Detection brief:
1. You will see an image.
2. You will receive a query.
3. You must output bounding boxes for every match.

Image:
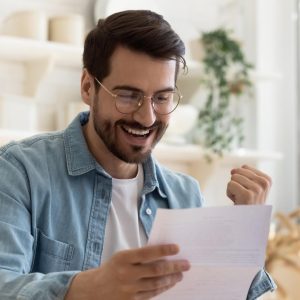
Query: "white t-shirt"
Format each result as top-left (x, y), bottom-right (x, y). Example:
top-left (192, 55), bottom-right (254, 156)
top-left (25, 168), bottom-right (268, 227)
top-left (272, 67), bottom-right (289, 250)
top-left (101, 164), bottom-right (148, 263)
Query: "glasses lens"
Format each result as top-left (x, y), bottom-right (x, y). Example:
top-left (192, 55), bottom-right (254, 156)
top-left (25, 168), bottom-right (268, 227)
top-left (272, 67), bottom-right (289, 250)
top-left (115, 90), bottom-right (182, 114)
top-left (115, 90), bottom-right (142, 113)
top-left (153, 91), bottom-right (181, 114)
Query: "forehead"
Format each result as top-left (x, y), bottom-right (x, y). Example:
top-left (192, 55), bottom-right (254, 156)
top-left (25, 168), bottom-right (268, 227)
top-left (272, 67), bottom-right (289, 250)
top-left (104, 46), bottom-right (177, 89)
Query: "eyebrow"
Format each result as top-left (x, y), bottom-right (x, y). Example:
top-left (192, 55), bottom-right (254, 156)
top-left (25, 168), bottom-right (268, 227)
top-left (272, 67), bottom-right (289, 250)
top-left (112, 85), bottom-right (175, 93)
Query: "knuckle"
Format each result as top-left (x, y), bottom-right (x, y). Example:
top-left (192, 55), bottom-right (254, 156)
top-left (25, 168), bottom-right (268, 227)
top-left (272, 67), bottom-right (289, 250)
top-left (164, 274), bottom-right (176, 285)
top-left (252, 185), bottom-right (262, 195)
top-left (231, 174), bottom-right (239, 181)
top-left (173, 263), bottom-right (182, 273)
top-left (152, 262), bottom-right (165, 275)
top-left (259, 172), bottom-right (272, 185)
top-left (150, 274), bottom-right (177, 290)
top-left (152, 263), bottom-right (163, 275)
top-left (151, 277), bottom-right (164, 289)
top-left (259, 177), bottom-right (271, 190)
top-left (160, 244), bottom-right (178, 257)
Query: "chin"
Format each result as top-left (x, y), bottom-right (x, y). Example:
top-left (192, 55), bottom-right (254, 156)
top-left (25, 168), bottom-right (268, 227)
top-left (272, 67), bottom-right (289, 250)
top-left (112, 142), bottom-right (151, 164)
top-left (119, 146), bottom-right (151, 164)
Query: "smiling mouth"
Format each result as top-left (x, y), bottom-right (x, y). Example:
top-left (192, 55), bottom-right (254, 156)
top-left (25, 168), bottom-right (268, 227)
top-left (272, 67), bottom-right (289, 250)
top-left (122, 125), bottom-right (152, 138)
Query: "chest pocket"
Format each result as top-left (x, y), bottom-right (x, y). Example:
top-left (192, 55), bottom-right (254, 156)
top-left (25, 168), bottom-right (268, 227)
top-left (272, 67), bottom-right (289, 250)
top-left (31, 229), bottom-right (74, 273)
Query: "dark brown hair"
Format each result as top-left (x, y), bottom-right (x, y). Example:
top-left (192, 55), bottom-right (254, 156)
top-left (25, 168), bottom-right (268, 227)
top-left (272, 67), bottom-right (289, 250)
top-left (83, 10), bottom-right (186, 87)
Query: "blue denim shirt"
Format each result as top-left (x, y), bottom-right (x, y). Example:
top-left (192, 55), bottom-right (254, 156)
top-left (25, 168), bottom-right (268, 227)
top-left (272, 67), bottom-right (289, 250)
top-left (0, 112), bottom-right (275, 299)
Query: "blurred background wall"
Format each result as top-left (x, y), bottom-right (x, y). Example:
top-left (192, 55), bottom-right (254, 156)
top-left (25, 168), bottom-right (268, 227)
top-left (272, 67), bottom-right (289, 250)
top-left (0, 0), bottom-right (298, 214)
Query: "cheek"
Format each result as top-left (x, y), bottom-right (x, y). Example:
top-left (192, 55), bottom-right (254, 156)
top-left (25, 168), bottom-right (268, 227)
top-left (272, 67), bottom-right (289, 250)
top-left (160, 115), bottom-right (170, 127)
top-left (92, 95), bottom-right (116, 119)
top-left (156, 115), bottom-right (170, 139)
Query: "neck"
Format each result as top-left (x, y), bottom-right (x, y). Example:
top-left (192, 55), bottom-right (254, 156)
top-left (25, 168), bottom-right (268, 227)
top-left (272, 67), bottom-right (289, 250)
top-left (82, 122), bottom-right (138, 179)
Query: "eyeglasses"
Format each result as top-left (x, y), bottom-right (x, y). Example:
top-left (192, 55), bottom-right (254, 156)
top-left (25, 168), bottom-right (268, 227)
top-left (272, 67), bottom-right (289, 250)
top-left (94, 77), bottom-right (182, 115)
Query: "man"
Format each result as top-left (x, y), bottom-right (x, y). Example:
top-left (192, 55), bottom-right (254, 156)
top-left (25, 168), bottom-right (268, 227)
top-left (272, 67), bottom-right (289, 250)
top-left (0, 10), bottom-right (275, 300)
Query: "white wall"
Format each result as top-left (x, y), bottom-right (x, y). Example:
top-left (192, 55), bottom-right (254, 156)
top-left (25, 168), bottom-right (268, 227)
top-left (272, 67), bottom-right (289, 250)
top-left (255, 0), bottom-right (298, 212)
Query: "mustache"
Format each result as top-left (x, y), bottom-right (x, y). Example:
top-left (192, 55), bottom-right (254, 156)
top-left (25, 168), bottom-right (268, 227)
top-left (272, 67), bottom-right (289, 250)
top-left (115, 120), bottom-right (164, 131)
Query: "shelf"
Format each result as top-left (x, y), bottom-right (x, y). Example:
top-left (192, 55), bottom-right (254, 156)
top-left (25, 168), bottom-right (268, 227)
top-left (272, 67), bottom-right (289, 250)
top-left (153, 143), bottom-right (282, 187)
top-left (154, 143), bottom-right (283, 164)
top-left (0, 35), bottom-right (83, 96)
top-left (0, 35), bottom-right (83, 68)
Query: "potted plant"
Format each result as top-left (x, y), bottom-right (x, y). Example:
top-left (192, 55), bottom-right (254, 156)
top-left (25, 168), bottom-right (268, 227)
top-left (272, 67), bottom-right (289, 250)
top-left (191, 28), bottom-right (253, 158)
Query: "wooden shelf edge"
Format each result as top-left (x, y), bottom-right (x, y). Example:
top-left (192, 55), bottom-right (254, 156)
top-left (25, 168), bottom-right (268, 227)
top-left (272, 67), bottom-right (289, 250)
top-left (153, 143), bottom-right (283, 164)
top-left (0, 35), bottom-right (83, 68)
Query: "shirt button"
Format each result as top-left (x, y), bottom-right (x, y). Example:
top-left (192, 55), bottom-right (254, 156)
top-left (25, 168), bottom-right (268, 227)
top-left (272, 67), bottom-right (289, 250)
top-left (146, 208), bottom-right (152, 215)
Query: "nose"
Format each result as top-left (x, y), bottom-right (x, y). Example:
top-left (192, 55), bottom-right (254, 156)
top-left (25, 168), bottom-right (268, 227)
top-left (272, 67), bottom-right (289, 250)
top-left (132, 96), bottom-right (156, 127)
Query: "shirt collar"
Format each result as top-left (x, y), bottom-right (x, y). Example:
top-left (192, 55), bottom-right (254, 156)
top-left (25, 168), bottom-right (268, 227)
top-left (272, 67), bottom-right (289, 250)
top-left (142, 156), bottom-right (167, 198)
top-left (64, 112), bottom-right (96, 176)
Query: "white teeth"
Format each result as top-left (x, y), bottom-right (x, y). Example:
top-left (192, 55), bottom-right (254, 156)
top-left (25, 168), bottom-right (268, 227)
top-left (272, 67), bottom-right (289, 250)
top-left (123, 126), bottom-right (150, 136)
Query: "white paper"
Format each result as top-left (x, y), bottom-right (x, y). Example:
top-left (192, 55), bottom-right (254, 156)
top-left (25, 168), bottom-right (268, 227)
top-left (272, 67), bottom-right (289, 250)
top-left (148, 205), bottom-right (272, 300)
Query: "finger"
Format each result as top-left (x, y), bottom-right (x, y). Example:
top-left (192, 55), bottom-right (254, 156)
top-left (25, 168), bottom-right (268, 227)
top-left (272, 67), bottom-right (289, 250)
top-left (138, 272), bottom-right (183, 291)
top-left (134, 259), bottom-right (190, 279)
top-left (231, 170), bottom-right (271, 195)
top-left (242, 165), bottom-right (272, 181)
top-left (227, 181), bottom-right (252, 204)
top-left (232, 165), bottom-right (272, 187)
top-left (135, 281), bottom-right (178, 300)
top-left (231, 173), bottom-right (256, 190)
top-left (114, 244), bottom-right (180, 264)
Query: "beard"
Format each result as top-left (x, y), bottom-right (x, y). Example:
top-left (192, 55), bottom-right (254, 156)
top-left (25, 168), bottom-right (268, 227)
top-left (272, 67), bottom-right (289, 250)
top-left (92, 100), bottom-right (168, 164)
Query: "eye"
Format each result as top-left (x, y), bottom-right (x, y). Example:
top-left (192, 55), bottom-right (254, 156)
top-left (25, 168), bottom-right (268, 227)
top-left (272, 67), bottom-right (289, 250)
top-left (117, 90), bottom-right (141, 102)
top-left (154, 92), bottom-right (172, 103)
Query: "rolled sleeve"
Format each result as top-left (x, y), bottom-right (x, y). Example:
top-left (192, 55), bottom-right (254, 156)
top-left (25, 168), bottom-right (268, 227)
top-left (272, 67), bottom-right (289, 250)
top-left (247, 269), bottom-right (277, 300)
top-left (0, 269), bottom-right (78, 300)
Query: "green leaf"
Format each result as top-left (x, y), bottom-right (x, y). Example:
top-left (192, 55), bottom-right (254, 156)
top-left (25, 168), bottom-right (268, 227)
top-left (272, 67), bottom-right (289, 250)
top-left (193, 27), bottom-right (253, 157)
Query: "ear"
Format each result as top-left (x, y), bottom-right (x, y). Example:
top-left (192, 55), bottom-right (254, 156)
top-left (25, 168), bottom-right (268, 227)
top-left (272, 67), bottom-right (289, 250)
top-left (81, 68), bottom-right (94, 105)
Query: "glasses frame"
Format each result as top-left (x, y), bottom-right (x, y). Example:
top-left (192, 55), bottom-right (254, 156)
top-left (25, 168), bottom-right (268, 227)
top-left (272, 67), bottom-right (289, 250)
top-left (94, 76), bottom-right (182, 115)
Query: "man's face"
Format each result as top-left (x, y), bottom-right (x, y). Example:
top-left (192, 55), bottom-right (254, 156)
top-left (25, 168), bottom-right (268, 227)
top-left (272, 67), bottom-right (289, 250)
top-left (89, 46), bottom-right (176, 164)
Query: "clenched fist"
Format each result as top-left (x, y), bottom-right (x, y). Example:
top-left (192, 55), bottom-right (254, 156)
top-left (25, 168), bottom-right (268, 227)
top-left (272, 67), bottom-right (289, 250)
top-left (226, 165), bottom-right (272, 205)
